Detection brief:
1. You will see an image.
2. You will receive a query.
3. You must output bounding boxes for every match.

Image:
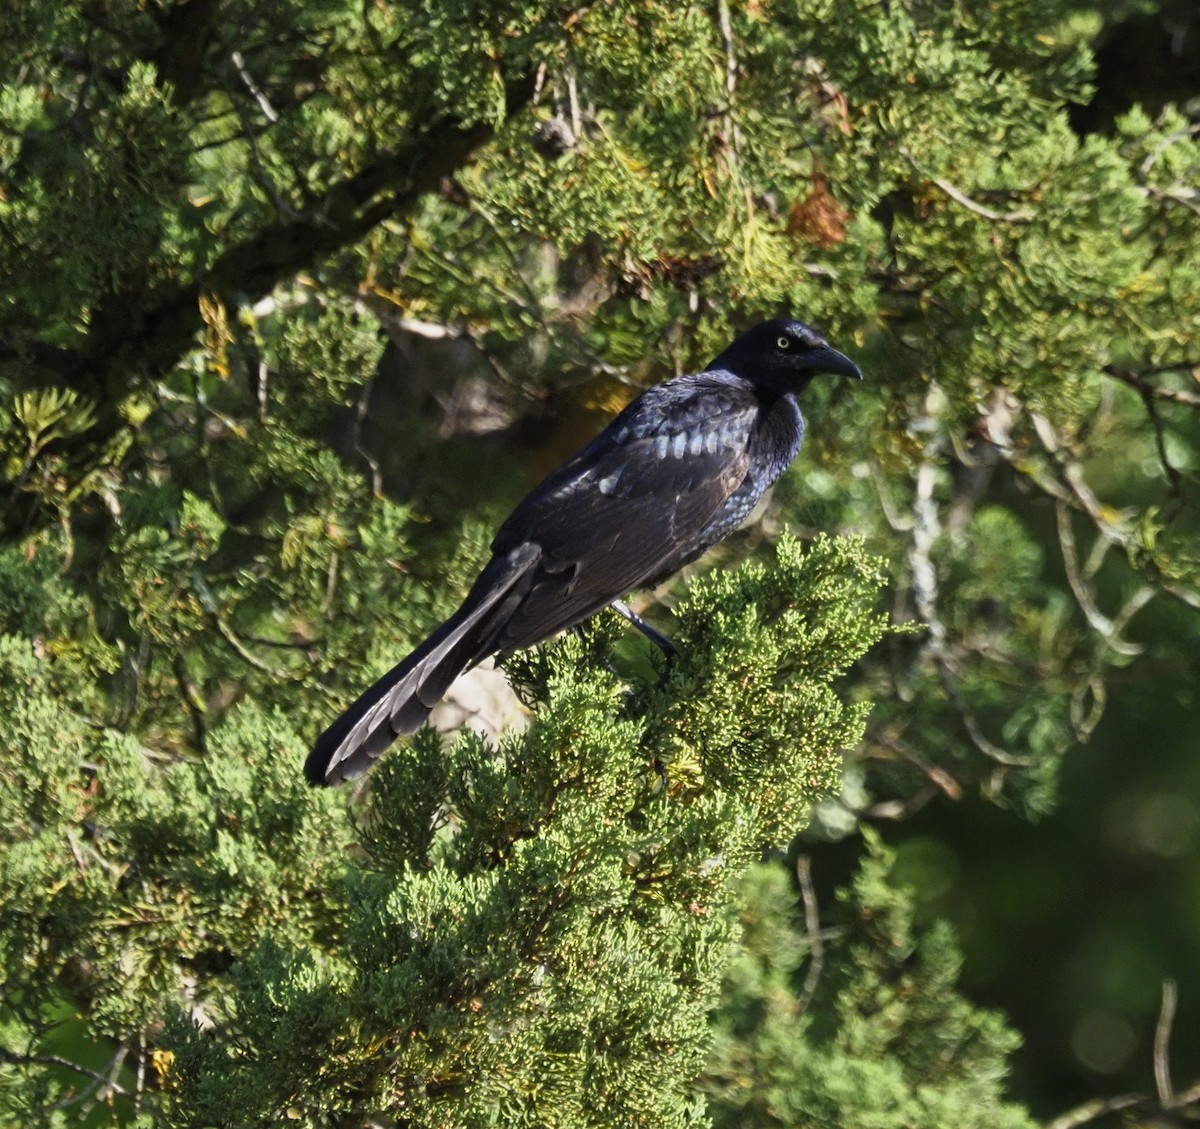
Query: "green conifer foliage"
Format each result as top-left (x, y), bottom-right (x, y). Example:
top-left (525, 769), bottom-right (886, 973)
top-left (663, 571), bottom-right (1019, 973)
top-left (2, 0), bottom-right (1198, 1123)
top-left (703, 836), bottom-right (1037, 1129)
top-left (158, 537), bottom-right (885, 1125)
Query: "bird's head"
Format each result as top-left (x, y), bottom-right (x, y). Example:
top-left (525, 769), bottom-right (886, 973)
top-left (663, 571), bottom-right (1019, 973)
top-left (710, 318), bottom-right (862, 393)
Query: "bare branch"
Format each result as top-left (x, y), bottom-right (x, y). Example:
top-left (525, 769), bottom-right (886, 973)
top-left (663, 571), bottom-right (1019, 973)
top-left (901, 385), bottom-right (1029, 768)
top-left (1044, 985), bottom-right (1200, 1127)
top-left (868, 733), bottom-right (963, 801)
top-left (716, 0), bottom-right (738, 100)
top-left (1043, 1092), bottom-right (1142, 1129)
top-left (1018, 412), bottom-right (1200, 612)
top-left (863, 783), bottom-right (940, 821)
top-left (1104, 363), bottom-right (1200, 409)
top-left (174, 653), bottom-right (208, 753)
top-left (908, 388), bottom-right (946, 652)
top-left (256, 358), bottom-right (270, 424)
top-left (794, 855), bottom-right (825, 1017)
top-left (871, 460), bottom-right (915, 532)
top-left (66, 829), bottom-right (87, 874)
top-left (1154, 979), bottom-right (1177, 1105)
top-left (0, 1046), bottom-right (132, 1106)
top-left (190, 573), bottom-right (290, 679)
top-left (900, 148), bottom-right (1035, 223)
top-left (1142, 182), bottom-right (1200, 218)
top-left (1167, 1078), bottom-right (1200, 1110)
top-left (230, 49), bottom-right (279, 122)
top-left (1056, 502), bottom-right (1145, 657)
top-left (1104, 366), bottom-right (1192, 495)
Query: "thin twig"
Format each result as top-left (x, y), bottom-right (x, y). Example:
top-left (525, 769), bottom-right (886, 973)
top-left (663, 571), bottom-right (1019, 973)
top-left (1115, 368), bottom-right (1187, 494)
top-left (794, 855), bottom-right (825, 1016)
top-left (870, 460), bottom-right (915, 532)
top-left (1110, 586), bottom-right (1156, 642)
top-left (190, 573), bottom-right (289, 678)
top-left (66, 830), bottom-right (87, 874)
top-left (715, 0), bottom-right (742, 164)
top-left (1154, 979), bottom-right (1177, 1105)
top-left (347, 345), bottom-right (382, 496)
top-left (717, 0), bottom-right (738, 99)
top-left (869, 734), bottom-right (963, 800)
top-left (908, 388), bottom-right (945, 652)
top-left (1014, 413), bottom-right (1200, 613)
top-left (323, 549), bottom-right (340, 615)
top-left (1167, 1078), bottom-right (1200, 1110)
top-left (1056, 502), bottom-right (1144, 656)
top-left (134, 1033), bottom-right (146, 1112)
top-left (936, 656), bottom-right (1032, 767)
top-left (9, 1042), bottom-right (131, 1109)
top-left (230, 49), bottom-right (279, 122)
top-left (900, 148), bottom-right (1035, 223)
top-left (864, 784), bottom-right (940, 821)
top-left (565, 65), bottom-right (582, 141)
top-left (1043, 1093), bottom-right (1143, 1129)
top-left (256, 358), bottom-right (270, 423)
top-left (174, 653), bottom-right (208, 753)
top-left (1104, 363), bottom-right (1200, 408)
top-left (227, 66), bottom-right (296, 219)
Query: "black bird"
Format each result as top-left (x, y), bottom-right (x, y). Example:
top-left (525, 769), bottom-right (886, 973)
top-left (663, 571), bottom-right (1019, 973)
top-left (306, 318), bottom-right (861, 785)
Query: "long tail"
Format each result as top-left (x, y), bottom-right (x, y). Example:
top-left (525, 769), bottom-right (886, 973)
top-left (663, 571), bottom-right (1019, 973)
top-left (305, 544), bottom-right (539, 785)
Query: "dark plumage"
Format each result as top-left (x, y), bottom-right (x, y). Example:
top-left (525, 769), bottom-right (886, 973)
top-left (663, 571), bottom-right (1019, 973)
top-left (306, 318), bottom-right (861, 785)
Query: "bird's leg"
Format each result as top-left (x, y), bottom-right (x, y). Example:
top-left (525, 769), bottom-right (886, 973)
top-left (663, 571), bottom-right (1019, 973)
top-left (611, 599), bottom-right (678, 660)
top-left (611, 600), bottom-right (675, 794)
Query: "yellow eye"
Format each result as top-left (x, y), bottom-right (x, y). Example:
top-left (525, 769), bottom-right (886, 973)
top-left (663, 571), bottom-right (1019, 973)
top-left (776, 336), bottom-right (790, 349)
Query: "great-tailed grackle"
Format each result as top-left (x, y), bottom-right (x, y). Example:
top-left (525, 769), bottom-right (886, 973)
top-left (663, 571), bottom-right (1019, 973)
top-left (306, 318), bottom-right (861, 785)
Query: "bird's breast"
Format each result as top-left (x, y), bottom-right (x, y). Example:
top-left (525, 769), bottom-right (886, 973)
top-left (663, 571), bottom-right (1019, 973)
top-left (754, 392), bottom-right (805, 481)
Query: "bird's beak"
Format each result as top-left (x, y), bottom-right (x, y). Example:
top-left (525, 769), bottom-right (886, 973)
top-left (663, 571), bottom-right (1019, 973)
top-left (809, 345), bottom-right (863, 380)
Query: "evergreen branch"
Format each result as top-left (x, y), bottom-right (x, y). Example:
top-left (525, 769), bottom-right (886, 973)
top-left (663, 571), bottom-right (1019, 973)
top-left (1137, 120), bottom-right (1200, 179)
top-left (0, 72), bottom-right (536, 538)
top-left (14, 71), bottom-right (537, 446)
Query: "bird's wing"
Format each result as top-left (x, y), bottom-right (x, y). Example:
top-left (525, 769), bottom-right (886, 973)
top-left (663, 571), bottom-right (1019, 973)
top-left (490, 374), bottom-right (760, 648)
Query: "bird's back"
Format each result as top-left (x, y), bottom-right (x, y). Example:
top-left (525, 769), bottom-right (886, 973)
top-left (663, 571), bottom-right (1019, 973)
top-left (489, 370), bottom-right (804, 645)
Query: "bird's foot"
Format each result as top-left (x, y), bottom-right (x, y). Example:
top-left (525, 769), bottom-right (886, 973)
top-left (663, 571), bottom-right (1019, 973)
top-left (611, 600), bottom-right (678, 670)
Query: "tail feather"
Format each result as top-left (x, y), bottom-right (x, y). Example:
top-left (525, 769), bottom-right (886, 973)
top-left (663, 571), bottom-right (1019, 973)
top-left (305, 544), bottom-right (539, 785)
